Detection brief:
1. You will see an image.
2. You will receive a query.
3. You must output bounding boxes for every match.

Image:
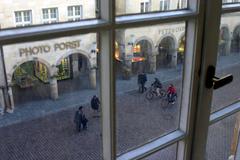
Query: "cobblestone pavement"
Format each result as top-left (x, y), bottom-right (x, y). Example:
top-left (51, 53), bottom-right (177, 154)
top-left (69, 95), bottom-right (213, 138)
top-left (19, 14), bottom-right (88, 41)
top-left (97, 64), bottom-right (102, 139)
top-left (0, 54), bottom-right (240, 160)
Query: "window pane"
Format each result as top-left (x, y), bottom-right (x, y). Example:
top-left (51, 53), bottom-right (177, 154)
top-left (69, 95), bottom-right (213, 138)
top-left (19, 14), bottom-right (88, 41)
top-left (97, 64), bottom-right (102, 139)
top-left (0, 33), bottom-right (103, 160)
top-left (142, 143), bottom-right (177, 160)
top-left (115, 22), bottom-right (186, 154)
top-left (211, 12), bottom-right (240, 112)
top-left (206, 113), bottom-right (240, 160)
top-left (116, 0), bottom-right (188, 15)
top-left (0, 1), bottom-right (96, 29)
top-left (222, 0), bottom-right (240, 4)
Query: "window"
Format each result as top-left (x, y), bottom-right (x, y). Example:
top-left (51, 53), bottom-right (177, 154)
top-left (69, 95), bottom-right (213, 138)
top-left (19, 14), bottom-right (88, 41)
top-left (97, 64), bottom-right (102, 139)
top-left (140, 2), bottom-right (150, 13)
top-left (160, 0), bottom-right (170, 11)
top-left (1, 0), bottom-right (240, 160)
top-left (68, 6), bottom-right (83, 21)
top-left (42, 8), bottom-right (58, 24)
top-left (14, 10), bottom-right (32, 27)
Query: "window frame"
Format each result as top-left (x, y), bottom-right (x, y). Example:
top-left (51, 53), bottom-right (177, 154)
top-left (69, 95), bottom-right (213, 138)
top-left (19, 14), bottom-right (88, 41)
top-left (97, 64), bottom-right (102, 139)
top-left (14, 10), bottom-right (32, 27)
top-left (42, 8), bottom-right (59, 24)
top-left (0, 0), bottom-right (240, 160)
top-left (67, 5), bottom-right (83, 21)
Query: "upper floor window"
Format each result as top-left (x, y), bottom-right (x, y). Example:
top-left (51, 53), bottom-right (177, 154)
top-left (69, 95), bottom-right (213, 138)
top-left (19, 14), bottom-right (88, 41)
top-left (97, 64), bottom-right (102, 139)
top-left (68, 5), bottom-right (83, 21)
top-left (140, 2), bottom-right (150, 13)
top-left (42, 8), bottom-right (58, 24)
top-left (14, 10), bottom-right (32, 27)
top-left (160, 0), bottom-right (170, 11)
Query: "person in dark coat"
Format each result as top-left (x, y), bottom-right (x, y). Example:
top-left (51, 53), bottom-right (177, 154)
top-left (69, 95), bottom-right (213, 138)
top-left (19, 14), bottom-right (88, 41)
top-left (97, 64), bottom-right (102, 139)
top-left (91, 95), bottom-right (100, 113)
top-left (74, 106), bottom-right (83, 132)
top-left (138, 72), bottom-right (147, 93)
top-left (81, 114), bottom-right (88, 130)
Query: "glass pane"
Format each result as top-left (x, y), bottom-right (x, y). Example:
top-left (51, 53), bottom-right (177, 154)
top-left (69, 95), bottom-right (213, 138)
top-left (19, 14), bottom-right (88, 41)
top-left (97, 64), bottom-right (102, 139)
top-left (206, 112), bottom-right (240, 160)
top-left (115, 22), bottom-right (186, 154)
top-left (116, 0), bottom-right (188, 16)
top-left (222, 0), bottom-right (240, 4)
top-left (143, 143), bottom-right (177, 160)
top-left (0, 33), bottom-right (103, 159)
top-left (211, 12), bottom-right (240, 112)
top-left (0, 1), bottom-right (97, 29)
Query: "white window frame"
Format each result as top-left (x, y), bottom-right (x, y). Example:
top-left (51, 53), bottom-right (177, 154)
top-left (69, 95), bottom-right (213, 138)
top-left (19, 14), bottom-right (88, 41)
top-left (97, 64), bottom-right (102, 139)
top-left (68, 5), bottom-right (83, 21)
top-left (1, 1), bottom-right (240, 160)
top-left (14, 10), bottom-right (32, 27)
top-left (160, 0), bottom-right (170, 11)
top-left (42, 8), bottom-right (58, 24)
top-left (140, 1), bottom-right (150, 13)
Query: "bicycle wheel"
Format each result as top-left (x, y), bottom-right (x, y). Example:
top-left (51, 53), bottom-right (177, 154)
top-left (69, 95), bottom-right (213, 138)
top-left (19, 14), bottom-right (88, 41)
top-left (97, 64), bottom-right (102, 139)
top-left (159, 89), bottom-right (167, 98)
top-left (146, 91), bottom-right (154, 100)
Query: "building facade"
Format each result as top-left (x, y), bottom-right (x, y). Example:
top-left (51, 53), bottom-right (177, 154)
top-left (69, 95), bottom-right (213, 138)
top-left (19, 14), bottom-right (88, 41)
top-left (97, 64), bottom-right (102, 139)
top-left (0, 0), bottom-right (240, 114)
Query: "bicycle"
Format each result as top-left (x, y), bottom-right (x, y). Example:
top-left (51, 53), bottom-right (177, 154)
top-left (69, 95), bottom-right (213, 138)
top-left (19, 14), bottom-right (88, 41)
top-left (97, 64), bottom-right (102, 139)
top-left (145, 86), bottom-right (167, 100)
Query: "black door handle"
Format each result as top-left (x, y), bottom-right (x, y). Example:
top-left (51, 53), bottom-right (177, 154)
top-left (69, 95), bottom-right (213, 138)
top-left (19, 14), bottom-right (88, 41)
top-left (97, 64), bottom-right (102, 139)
top-left (206, 66), bottom-right (233, 89)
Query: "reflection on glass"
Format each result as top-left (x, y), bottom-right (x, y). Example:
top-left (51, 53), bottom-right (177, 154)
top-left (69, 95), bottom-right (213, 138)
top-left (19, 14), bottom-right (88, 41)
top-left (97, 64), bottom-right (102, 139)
top-left (222, 0), bottom-right (240, 4)
top-left (206, 113), bottom-right (240, 160)
top-left (0, 0), bottom-right (97, 29)
top-left (115, 22), bottom-right (186, 154)
top-left (212, 12), bottom-right (240, 112)
top-left (143, 144), bottom-right (177, 160)
top-left (0, 33), bottom-right (103, 160)
top-left (116, 0), bottom-right (188, 15)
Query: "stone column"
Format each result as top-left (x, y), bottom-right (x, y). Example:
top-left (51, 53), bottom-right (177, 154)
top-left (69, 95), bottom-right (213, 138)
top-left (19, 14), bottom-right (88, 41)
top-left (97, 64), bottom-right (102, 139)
top-left (226, 40), bottom-right (231, 55)
top-left (148, 54), bottom-right (157, 74)
top-left (72, 54), bottom-right (79, 78)
top-left (89, 68), bottom-right (97, 89)
top-left (122, 59), bottom-right (132, 80)
top-left (50, 77), bottom-right (58, 100)
top-left (0, 88), bottom-right (5, 115)
top-left (171, 50), bottom-right (178, 68)
top-left (6, 86), bottom-right (14, 113)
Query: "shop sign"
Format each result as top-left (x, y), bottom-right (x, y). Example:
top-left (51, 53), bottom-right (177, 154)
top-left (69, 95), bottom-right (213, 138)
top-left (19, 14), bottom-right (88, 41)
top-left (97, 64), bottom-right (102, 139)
top-left (19, 40), bottom-right (81, 57)
top-left (158, 26), bottom-right (185, 35)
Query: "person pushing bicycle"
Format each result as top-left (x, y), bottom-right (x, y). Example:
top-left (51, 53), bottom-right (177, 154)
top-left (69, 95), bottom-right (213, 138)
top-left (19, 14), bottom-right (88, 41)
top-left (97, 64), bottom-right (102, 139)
top-left (151, 78), bottom-right (162, 96)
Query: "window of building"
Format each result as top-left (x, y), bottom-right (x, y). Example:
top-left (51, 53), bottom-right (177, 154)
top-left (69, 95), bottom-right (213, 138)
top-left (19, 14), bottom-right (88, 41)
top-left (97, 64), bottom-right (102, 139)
top-left (42, 8), bottom-right (58, 24)
top-left (14, 10), bottom-right (32, 27)
top-left (160, 0), bottom-right (170, 11)
top-left (68, 5), bottom-right (83, 21)
top-left (140, 2), bottom-right (150, 13)
top-left (1, 0), bottom-right (240, 160)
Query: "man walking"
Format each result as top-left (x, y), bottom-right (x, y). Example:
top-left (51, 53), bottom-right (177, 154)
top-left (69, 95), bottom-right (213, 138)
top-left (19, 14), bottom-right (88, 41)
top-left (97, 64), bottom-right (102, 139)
top-left (138, 72), bottom-right (147, 93)
top-left (74, 106), bottom-right (83, 132)
top-left (91, 95), bottom-right (100, 114)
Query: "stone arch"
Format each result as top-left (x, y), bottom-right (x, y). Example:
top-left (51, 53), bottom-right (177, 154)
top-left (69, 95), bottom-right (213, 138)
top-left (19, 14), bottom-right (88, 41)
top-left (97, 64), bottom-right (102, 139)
top-left (156, 34), bottom-right (178, 52)
top-left (231, 25), bottom-right (240, 53)
top-left (55, 49), bottom-right (91, 68)
top-left (156, 34), bottom-right (177, 68)
top-left (8, 57), bottom-right (52, 83)
top-left (134, 36), bottom-right (154, 55)
top-left (131, 37), bottom-right (154, 74)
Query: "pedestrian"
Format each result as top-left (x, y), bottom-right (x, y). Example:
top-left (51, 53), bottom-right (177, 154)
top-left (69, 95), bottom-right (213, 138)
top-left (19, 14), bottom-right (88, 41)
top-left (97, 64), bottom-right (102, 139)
top-left (74, 106), bottom-right (83, 132)
top-left (138, 72), bottom-right (147, 93)
top-left (91, 95), bottom-right (100, 111)
top-left (81, 114), bottom-right (88, 130)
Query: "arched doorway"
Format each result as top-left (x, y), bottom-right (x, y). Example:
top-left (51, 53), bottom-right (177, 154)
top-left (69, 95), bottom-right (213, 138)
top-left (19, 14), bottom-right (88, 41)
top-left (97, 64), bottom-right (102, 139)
top-left (219, 27), bottom-right (230, 56)
top-left (177, 35), bottom-right (185, 64)
top-left (231, 25), bottom-right (240, 54)
top-left (56, 53), bottom-right (93, 95)
top-left (132, 39), bottom-right (152, 74)
top-left (157, 36), bottom-right (175, 69)
top-left (12, 61), bottom-right (51, 105)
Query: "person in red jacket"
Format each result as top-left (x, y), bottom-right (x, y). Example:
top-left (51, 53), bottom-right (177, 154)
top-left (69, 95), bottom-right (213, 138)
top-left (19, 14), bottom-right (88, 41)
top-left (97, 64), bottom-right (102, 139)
top-left (167, 84), bottom-right (177, 104)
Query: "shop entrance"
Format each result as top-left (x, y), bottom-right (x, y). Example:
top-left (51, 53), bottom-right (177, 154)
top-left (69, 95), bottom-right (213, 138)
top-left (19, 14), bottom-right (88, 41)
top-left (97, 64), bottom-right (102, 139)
top-left (12, 61), bottom-right (51, 105)
top-left (157, 36), bottom-right (175, 69)
top-left (132, 39), bottom-right (152, 75)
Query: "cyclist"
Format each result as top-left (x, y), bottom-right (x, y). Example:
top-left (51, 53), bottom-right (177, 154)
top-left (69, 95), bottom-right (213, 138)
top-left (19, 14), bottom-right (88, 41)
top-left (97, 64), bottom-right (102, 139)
top-left (151, 78), bottom-right (162, 96)
top-left (167, 84), bottom-right (177, 104)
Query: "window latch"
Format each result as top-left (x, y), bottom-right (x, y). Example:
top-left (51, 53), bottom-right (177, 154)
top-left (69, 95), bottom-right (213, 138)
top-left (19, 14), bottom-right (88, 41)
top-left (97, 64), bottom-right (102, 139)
top-left (206, 65), bottom-right (233, 89)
